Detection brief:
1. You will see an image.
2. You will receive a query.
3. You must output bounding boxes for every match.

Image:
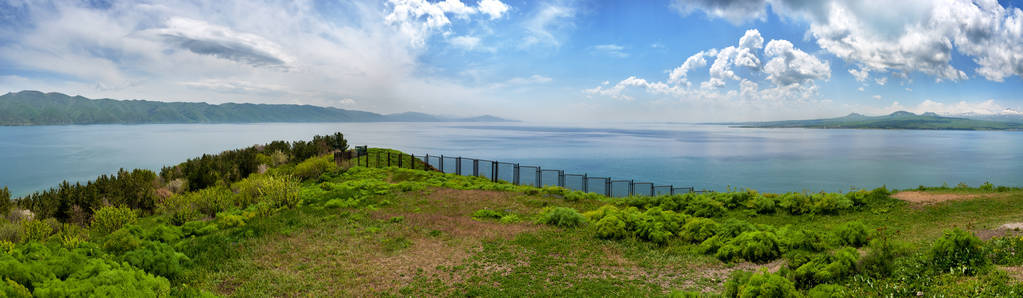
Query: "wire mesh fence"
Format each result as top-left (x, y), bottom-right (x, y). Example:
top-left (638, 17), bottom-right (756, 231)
top-left (337, 147), bottom-right (706, 197)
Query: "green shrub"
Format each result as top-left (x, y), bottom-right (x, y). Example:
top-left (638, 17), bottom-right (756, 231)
top-left (686, 196), bottom-right (727, 217)
top-left (542, 186), bottom-right (568, 197)
top-left (931, 228), bottom-right (989, 275)
top-left (91, 205), bottom-right (138, 234)
top-left (56, 224), bottom-right (85, 249)
top-left (31, 258), bottom-right (171, 297)
top-left (144, 225), bottom-right (183, 243)
top-left (811, 193), bottom-right (853, 214)
top-left (537, 207), bottom-right (586, 228)
top-left (808, 284), bottom-right (851, 298)
top-left (102, 228), bottom-right (141, 254)
top-left (215, 213), bottom-right (247, 228)
top-left (564, 191), bottom-right (603, 202)
top-left (680, 217), bottom-right (719, 243)
top-left (858, 230), bottom-right (911, 277)
top-left (293, 155), bottom-right (337, 180)
top-left (121, 241), bottom-right (191, 279)
top-left (778, 193), bottom-right (813, 215)
top-left (20, 219), bottom-right (53, 243)
top-left (790, 247), bottom-right (859, 288)
top-left (716, 231), bottom-right (783, 263)
top-left (778, 226), bottom-right (829, 252)
top-left (324, 198), bottom-right (359, 209)
top-left (472, 209), bottom-right (505, 220)
top-left (633, 207), bottom-right (686, 244)
top-left (749, 195), bottom-right (776, 214)
top-left (724, 269), bottom-right (800, 298)
top-left (0, 222), bottom-right (21, 243)
top-left (158, 194), bottom-right (200, 226)
top-left (1, 278), bottom-right (31, 298)
top-left (986, 235), bottom-right (1023, 266)
top-left (260, 175), bottom-right (301, 209)
top-left (181, 221), bottom-right (215, 237)
top-left (832, 221), bottom-right (869, 247)
top-left (499, 214), bottom-right (520, 223)
top-left (191, 187), bottom-right (234, 217)
top-left (595, 215), bottom-right (627, 239)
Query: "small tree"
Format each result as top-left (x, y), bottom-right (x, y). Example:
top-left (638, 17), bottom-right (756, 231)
top-left (0, 186), bottom-right (11, 215)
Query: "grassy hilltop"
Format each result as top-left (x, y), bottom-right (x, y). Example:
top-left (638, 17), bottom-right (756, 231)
top-left (2, 134), bottom-right (1023, 296)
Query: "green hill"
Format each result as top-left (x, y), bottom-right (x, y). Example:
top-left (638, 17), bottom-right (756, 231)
top-left (0, 91), bottom-right (515, 125)
top-left (734, 111), bottom-right (1023, 130)
top-left (2, 134), bottom-right (1023, 296)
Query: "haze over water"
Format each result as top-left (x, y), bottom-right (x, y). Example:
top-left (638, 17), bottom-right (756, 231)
top-left (2, 122), bottom-right (1021, 197)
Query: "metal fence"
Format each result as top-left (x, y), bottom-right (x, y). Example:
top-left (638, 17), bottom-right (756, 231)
top-left (337, 147), bottom-right (705, 197)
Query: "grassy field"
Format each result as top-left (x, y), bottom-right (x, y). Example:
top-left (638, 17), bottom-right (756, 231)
top-left (3, 147), bottom-right (1023, 297)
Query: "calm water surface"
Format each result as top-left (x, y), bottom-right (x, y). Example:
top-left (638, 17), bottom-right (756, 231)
top-left (1, 122), bottom-right (1021, 196)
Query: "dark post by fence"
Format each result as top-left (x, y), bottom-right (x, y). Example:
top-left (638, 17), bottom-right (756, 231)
top-left (491, 161), bottom-right (498, 182)
top-left (582, 174), bottom-right (588, 193)
top-left (513, 163), bottom-right (520, 185)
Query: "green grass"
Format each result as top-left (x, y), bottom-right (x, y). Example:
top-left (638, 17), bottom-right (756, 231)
top-left (4, 147), bottom-right (1023, 297)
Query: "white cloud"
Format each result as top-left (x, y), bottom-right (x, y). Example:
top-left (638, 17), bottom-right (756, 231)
top-left (762, 39), bottom-right (831, 86)
top-left (436, 0), bottom-right (476, 18)
top-left (593, 44), bottom-right (628, 58)
top-left (587, 29), bottom-right (830, 106)
top-left (0, 0), bottom-right (525, 119)
top-left (478, 0), bottom-right (510, 20)
top-left (670, 0), bottom-right (768, 25)
top-left (677, 0), bottom-right (1023, 82)
top-left (668, 50), bottom-right (713, 86)
top-left (522, 3), bottom-right (576, 48)
top-left (872, 94), bottom-right (882, 100)
top-left (149, 17), bottom-right (294, 69)
top-left (449, 35), bottom-right (482, 50)
top-left (848, 68), bottom-right (869, 82)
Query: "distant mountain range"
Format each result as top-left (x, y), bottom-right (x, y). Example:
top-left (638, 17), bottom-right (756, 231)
top-left (0, 91), bottom-right (515, 125)
top-left (731, 111), bottom-right (1023, 130)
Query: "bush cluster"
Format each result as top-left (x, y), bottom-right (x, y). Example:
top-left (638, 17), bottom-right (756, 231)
top-left (930, 228), bottom-right (988, 275)
top-left (537, 207), bottom-right (587, 228)
top-left (617, 187), bottom-right (888, 219)
top-left (90, 205), bottom-right (138, 234)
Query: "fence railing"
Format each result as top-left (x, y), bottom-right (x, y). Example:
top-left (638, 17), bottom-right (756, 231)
top-left (335, 147), bottom-right (707, 197)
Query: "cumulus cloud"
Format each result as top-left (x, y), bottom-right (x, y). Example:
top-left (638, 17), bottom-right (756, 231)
top-left (586, 29), bottom-right (829, 105)
top-left (678, 0), bottom-right (1023, 82)
top-left (762, 39), bottom-right (830, 86)
top-left (478, 0), bottom-right (511, 19)
top-left (385, 0), bottom-right (511, 47)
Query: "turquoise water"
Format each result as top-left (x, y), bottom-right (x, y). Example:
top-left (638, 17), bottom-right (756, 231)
top-left (1, 122), bottom-right (1021, 196)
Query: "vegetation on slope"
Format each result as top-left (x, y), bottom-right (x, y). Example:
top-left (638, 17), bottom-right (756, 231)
top-left (1, 133), bottom-right (1023, 296)
top-left (0, 91), bottom-right (514, 125)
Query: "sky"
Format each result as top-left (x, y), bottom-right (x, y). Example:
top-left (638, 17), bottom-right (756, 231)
top-left (1, 0), bottom-right (1022, 122)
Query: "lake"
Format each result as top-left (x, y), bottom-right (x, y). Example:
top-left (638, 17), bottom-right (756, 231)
top-left (1, 122), bottom-right (1021, 197)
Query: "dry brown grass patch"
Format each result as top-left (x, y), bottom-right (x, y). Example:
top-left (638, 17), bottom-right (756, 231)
top-left (893, 191), bottom-right (1010, 206)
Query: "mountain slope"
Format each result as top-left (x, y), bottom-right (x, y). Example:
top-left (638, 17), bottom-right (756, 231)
top-left (0, 91), bottom-right (515, 125)
top-left (735, 111), bottom-right (1023, 130)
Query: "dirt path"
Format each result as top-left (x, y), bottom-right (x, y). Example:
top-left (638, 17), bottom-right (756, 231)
top-left (892, 191), bottom-right (1009, 205)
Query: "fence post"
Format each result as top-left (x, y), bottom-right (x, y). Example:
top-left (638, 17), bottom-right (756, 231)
top-left (491, 161), bottom-right (498, 182)
top-left (559, 170), bottom-right (565, 187)
top-left (582, 174), bottom-right (588, 193)
top-left (689, 187), bottom-right (695, 193)
top-left (650, 184), bottom-right (655, 196)
top-left (605, 178), bottom-right (611, 197)
top-left (536, 167), bottom-right (541, 187)
top-left (439, 155), bottom-right (445, 173)
top-left (473, 159), bottom-right (479, 177)
top-left (456, 157), bottom-right (462, 175)
top-left (513, 164), bottom-right (520, 185)
top-left (629, 180), bottom-right (634, 196)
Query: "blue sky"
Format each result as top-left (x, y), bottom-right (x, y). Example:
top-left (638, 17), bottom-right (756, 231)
top-left (1, 0), bottom-right (1022, 121)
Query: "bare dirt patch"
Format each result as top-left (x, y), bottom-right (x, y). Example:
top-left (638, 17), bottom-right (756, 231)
top-left (1001, 266), bottom-right (1023, 282)
top-left (893, 191), bottom-right (1009, 206)
top-left (975, 222), bottom-right (1023, 240)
